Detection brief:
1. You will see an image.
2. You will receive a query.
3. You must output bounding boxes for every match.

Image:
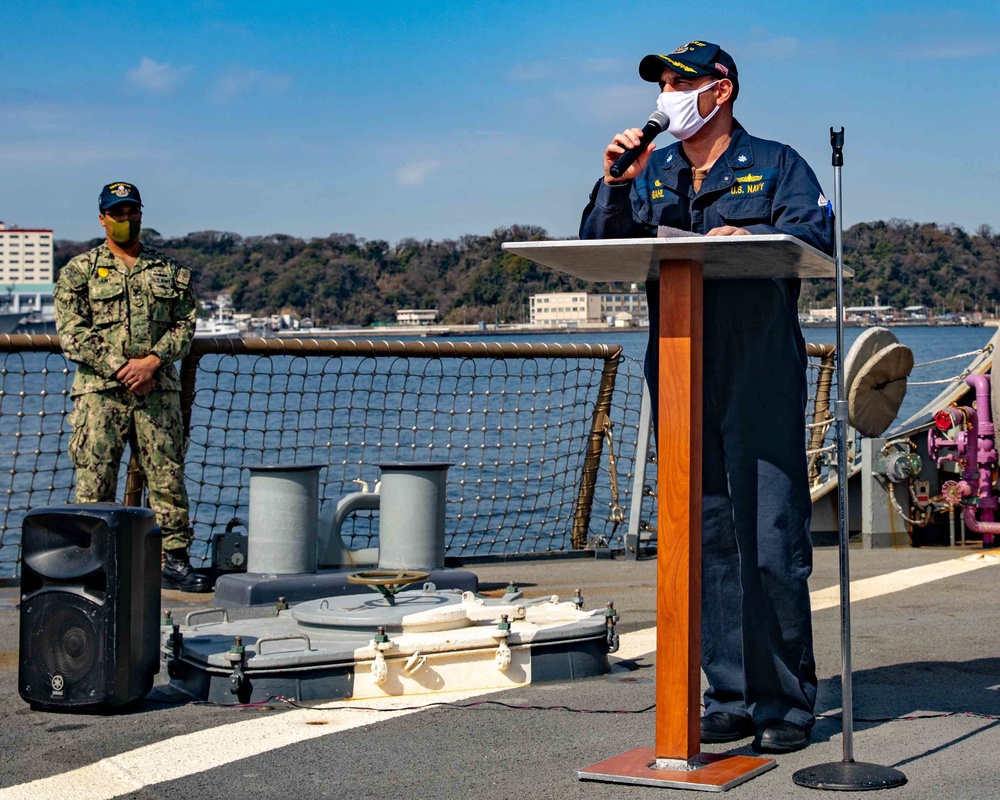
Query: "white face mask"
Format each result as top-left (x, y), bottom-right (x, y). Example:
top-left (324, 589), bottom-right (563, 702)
top-left (655, 81), bottom-right (719, 140)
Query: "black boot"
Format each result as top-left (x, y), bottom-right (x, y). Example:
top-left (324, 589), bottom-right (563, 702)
top-left (162, 549), bottom-right (213, 593)
top-left (700, 712), bottom-right (756, 743)
top-left (752, 720), bottom-right (810, 753)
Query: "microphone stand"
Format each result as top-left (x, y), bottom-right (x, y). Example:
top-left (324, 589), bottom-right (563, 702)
top-left (792, 128), bottom-right (907, 791)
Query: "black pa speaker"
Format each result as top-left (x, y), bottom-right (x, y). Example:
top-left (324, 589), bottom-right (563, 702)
top-left (18, 504), bottom-right (161, 711)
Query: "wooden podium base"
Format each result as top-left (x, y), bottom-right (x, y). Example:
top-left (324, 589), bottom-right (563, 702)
top-left (500, 240), bottom-right (837, 796)
top-left (578, 748), bottom-right (776, 792)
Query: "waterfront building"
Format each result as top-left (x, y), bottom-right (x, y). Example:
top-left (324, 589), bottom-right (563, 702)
top-left (0, 222), bottom-right (54, 284)
top-left (0, 222), bottom-right (56, 333)
top-left (529, 290), bottom-right (648, 326)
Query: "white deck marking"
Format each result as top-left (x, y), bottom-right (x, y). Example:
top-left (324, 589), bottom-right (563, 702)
top-left (0, 688), bottom-right (504, 800)
top-left (3, 554), bottom-right (995, 799)
top-left (611, 553), bottom-right (997, 664)
top-left (807, 553), bottom-right (997, 611)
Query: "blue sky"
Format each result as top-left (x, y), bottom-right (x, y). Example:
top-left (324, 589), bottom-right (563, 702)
top-left (3, 1), bottom-right (998, 244)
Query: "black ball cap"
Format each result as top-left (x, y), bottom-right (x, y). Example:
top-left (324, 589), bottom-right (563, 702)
top-left (639, 40), bottom-right (739, 99)
top-left (99, 182), bottom-right (142, 212)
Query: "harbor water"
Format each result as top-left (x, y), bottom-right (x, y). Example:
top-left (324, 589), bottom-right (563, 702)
top-left (0, 326), bottom-right (993, 576)
top-left (485, 325), bottom-right (996, 427)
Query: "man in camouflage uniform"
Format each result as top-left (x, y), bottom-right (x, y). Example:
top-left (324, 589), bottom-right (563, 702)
top-left (54, 181), bottom-right (210, 592)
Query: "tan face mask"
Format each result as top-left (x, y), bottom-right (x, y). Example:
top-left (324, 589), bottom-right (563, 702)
top-left (106, 217), bottom-right (141, 243)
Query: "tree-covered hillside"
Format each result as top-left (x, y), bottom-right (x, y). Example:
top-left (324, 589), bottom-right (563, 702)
top-left (55, 220), bottom-right (1000, 324)
top-left (801, 220), bottom-right (1000, 313)
top-left (55, 226), bottom-right (600, 326)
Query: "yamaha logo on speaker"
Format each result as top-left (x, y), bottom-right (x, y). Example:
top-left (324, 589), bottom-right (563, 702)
top-left (51, 674), bottom-right (64, 695)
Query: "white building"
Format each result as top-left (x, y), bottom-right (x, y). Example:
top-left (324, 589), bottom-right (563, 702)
top-left (845, 304), bottom-right (895, 322)
top-left (0, 222), bottom-right (54, 284)
top-left (530, 290), bottom-right (648, 326)
top-left (396, 309), bottom-right (438, 325)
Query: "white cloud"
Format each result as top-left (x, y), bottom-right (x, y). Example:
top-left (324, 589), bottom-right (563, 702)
top-left (127, 57), bottom-right (190, 93)
top-left (0, 142), bottom-right (133, 165)
top-left (507, 61), bottom-right (562, 83)
top-left (0, 104), bottom-right (65, 132)
top-left (743, 37), bottom-right (801, 58)
top-left (211, 66), bottom-right (293, 101)
top-left (507, 58), bottom-right (635, 83)
top-left (581, 58), bottom-right (623, 75)
top-left (549, 82), bottom-right (652, 124)
top-left (396, 159), bottom-right (443, 186)
top-left (507, 58), bottom-right (624, 84)
top-left (894, 40), bottom-right (995, 59)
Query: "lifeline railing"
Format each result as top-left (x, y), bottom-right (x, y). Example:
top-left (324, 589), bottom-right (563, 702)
top-left (806, 343), bottom-right (838, 484)
top-left (0, 334), bottom-right (837, 578)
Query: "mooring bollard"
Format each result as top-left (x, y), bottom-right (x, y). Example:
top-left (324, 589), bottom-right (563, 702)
top-left (245, 463), bottom-right (323, 575)
top-left (377, 462), bottom-right (452, 571)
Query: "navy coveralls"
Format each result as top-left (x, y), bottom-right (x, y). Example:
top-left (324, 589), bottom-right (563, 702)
top-left (580, 123), bottom-right (833, 728)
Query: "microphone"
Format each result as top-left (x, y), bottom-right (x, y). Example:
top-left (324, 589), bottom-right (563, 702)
top-left (609, 111), bottom-right (669, 179)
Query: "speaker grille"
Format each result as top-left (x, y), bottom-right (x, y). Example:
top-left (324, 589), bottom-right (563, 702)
top-left (40, 602), bottom-right (100, 682)
top-left (21, 592), bottom-right (105, 705)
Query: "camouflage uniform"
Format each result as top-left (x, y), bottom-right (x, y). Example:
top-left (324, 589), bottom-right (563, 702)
top-left (54, 243), bottom-right (196, 551)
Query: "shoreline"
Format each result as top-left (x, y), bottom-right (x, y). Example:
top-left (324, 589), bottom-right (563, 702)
top-left (800, 320), bottom-right (992, 329)
top-left (266, 320), bottom-right (995, 338)
top-left (271, 322), bottom-right (647, 338)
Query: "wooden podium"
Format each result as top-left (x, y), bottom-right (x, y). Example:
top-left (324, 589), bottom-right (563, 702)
top-left (503, 235), bottom-right (839, 791)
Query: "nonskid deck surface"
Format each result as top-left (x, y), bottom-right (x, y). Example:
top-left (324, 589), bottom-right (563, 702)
top-left (1, 546), bottom-right (998, 800)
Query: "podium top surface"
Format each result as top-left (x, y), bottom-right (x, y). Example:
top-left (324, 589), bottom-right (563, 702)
top-left (502, 234), bottom-right (845, 283)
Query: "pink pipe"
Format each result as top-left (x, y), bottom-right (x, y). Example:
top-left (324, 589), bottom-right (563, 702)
top-left (964, 374), bottom-right (998, 543)
top-left (966, 375), bottom-right (998, 503)
top-left (928, 413), bottom-right (970, 470)
top-left (966, 374), bottom-right (996, 439)
top-left (963, 506), bottom-right (1000, 536)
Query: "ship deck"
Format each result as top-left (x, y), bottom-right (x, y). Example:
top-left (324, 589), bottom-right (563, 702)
top-left (1, 543), bottom-right (998, 800)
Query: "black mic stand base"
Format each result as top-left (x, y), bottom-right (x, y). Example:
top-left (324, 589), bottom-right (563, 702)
top-left (793, 761), bottom-right (908, 792)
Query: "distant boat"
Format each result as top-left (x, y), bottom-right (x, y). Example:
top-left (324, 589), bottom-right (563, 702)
top-left (194, 317), bottom-right (241, 338)
top-left (196, 292), bottom-right (243, 338)
top-left (0, 311), bottom-right (25, 335)
top-left (0, 284), bottom-right (57, 335)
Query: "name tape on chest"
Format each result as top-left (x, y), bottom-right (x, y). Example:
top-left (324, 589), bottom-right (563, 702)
top-left (647, 167), bottom-right (779, 201)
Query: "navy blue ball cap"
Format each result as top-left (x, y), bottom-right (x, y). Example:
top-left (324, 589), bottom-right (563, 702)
top-left (639, 40), bottom-right (739, 99)
top-left (99, 182), bottom-right (142, 212)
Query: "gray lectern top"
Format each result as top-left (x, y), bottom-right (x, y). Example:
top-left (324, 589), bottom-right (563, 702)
top-left (502, 234), bottom-right (845, 283)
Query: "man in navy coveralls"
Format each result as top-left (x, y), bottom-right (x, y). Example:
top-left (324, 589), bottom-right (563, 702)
top-left (580, 40), bottom-right (833, 753)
